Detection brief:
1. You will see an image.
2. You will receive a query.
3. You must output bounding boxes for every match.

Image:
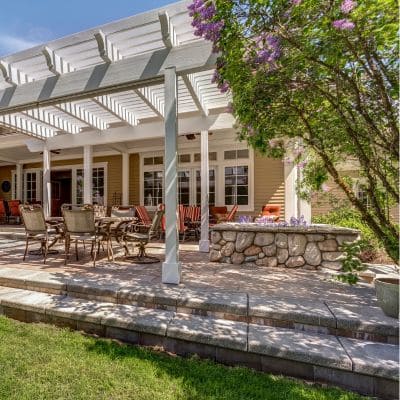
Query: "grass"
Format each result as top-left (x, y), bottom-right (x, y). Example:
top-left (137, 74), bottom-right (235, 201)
top-left (0, 316), bottom-right (367, 400)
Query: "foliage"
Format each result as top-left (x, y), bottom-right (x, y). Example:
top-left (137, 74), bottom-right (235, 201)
top-left (337, 241), bottom-right (366, 285)
top-left (188, 0), bottom-right (399, 262)
top-left (0, 316), bottom-right (366, 399)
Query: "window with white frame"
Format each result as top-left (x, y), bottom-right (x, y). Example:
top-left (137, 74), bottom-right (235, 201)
top-left (356, 183), bottom-right (371, 209)
top-left (143, 171), bottom-right (163, 206)
top-left (76, 167), bottom-right (105, 205)
top-left (141, 146), bottom-right (252, 210)
top-left (76, 169), bottom-right (84, 204)
top-left (25, 172), bottom-right (37, 203)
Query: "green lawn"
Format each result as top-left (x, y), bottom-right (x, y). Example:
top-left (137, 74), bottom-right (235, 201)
top-left (0, 316), bottom-right (366, 400)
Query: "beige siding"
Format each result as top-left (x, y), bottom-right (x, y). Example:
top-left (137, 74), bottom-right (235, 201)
top-left (0, 166), bottom-right (14, 200)
top-left (253, 153), bottom-right (285, 218)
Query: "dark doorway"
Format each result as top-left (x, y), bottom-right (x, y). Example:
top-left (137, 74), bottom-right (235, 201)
top-left (51, 170), bottom-right (72, 216)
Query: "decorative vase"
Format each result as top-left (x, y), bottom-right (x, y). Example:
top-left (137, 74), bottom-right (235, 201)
top-left (375, 276), bottom-right (399, 318)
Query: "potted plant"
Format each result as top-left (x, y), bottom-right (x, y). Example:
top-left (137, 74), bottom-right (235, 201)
top-left (375, 275), bottom-right (399, 318)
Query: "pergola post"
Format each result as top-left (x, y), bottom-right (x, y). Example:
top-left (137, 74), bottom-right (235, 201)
top-left (162, 66), bottom-right (181, 284)
top-left (42, 146), bottom-right (51, 218)
top-left (199, 130), bottom-right (209, 252)
top-left (284, 161), bottom-right (311, 222)
top-left (122, 152), bottom-right (130, 205)
top-left (16, 163), bottom-right (23, 201)
top-left (83, 145), bottom-right (93, 204)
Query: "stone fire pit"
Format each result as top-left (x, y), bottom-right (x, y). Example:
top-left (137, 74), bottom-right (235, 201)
top-left (210, 223), bottom-right (360, 270)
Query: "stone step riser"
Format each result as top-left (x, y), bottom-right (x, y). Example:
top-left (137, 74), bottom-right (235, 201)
top-left (0, 287), bottom-right (397, 400)
top-left (0, 276), bottom-right (397, 345)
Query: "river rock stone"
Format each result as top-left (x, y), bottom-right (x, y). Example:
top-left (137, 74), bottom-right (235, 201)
top-left (303, 242), bottom-right (322, 266)
top-left (322, 252), bottom-right (344, 262)
top-left (256, 257), bottom-right (278, 268)
top-left (236, 232), bottom-right (255, 252)
top-left (212, 244), bottom-right (221, 250)
top-left (288, 234), bottom-right (308, 256)
top-left (222, 231), bottom-right (237, 242)
top-left (286, 256), bottom-right (305, 268)
top-left (321, 261), bottom-right (342, 271)
top-left (221, 242), bottom-right (235, 257)
top-left (318, 239), bottom-right (338, 252)
top-left (262, 244), bottom-right (277, 257)
top-left (219, 240), bottom-right (227, 246)
top-left (277, 248), bottom-right (289, 264)
top-left (231, 252), bottom-right (245, 265)
top-left (210, 250), bottom-right (222, 262)
top-left (244, 245), bottom-right (262, 256)
top-left (258, 252), bottom-right (265, 259)
top-left (245, 256), bottom-right (258, 263)
top-left (306, 234), bottom-right (325, 242)
top-left (254, 232), bottom-right (274, 247)
top-left (223, 256), bottom-right (232, 264)
top-left (336, 235), bottom-right (359, 245)
top-left (275, 233), bottom-right (288, 248)
top-left (211, 231), bottom-right (221, 244)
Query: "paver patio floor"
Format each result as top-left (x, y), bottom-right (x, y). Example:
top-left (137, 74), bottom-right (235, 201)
top-left (0, 237), bottom-right (382, 306)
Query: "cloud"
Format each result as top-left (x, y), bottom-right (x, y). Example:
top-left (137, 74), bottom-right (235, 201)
top-left (0, 34), bottom-right (40, 55)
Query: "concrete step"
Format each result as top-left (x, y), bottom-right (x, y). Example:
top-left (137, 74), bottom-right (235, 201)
top-left (0, 285), bottom-right (397, 399)
top-left (0, 266), bottom-right (397, 344)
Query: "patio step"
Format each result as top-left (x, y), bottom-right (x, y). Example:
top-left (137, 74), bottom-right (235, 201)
top-left (0, 226), bottom-right (25, 240)
top-left (0, 266), bottom-right (397, 345)
top-left (0, 285), bottom-right (397, 399)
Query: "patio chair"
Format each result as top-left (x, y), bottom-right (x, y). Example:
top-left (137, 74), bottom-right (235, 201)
top-left (209, 206), bottom-right (228, 225)
top-left (109, 205), bottom-right (137, 243)
top-left (122, 209), bottom-right (164, 263)
top-left (178, 204), bottom-right (188, 241)
top-left (19, 204), bottom-right (62, 264)
top-left (8, 200), bottom-right (21, 224)
top-left (135, 205), bottom-right (152, 228)
top-left (260, 204), bottom-right (281, 221)
top-left (62, 207), bottom-right (111, 267)
top-left (0, 200), bottom-right (7, 224)
top-left (184, 205), bottom-right (201, 240)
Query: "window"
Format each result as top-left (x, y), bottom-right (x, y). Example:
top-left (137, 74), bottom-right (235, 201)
top-left (179, 154), bottom-right (191, 164)
top-left (194, 152), bottom-right (217, 162)
top-left (92, 167), bottom-right (105, 205)
top-left (224, 149), bottom-right (249, 160)
top-left (76, 169), bottom-right (84, 204)
top-left (196, 170), bottom-right (215, 206)
top-left (144, 156), bottom-right (163, 166)
top-left (178, 171), bottom-right (190, 205)
top-left (25, 172), bottom-right (37, 203)
top-left (356, 183), bottom-right (371, 209)
top-left (225, 166), bottom-right (249, 205)
top-left (144, 171), bottom-right (163, 206)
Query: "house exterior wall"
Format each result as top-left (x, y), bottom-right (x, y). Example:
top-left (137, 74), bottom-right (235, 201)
top-left (0, 165), bottom-right (14, 200)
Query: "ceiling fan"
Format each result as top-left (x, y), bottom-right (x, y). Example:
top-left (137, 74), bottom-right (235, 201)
top-left (39, 149), bottom-right (61, 155)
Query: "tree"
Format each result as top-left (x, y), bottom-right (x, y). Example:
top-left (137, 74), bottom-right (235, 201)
top-left (189, 0), bottom-right (399, 262)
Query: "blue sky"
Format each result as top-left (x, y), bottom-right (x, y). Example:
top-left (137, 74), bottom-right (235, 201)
top-left (0, 0), bottom-right (178, 56)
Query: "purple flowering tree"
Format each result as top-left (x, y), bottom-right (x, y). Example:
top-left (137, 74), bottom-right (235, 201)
top-left (189, 0), bottom-right (398, 261)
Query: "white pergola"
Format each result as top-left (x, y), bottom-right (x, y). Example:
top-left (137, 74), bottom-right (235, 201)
top-left (0, 0), bottom-right (309, 284)
top-left (0, 0), bottom-right (236, 284)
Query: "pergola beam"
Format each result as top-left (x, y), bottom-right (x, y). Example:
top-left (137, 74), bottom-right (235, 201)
top-left (0, 41), bottom-right (217, 115)
top-left (135, 87), bottom-right (164, 118)
top-left (0, 114), bottom-right (54, 138)
top-left (94, 30), bottom-right (122, 63)
top-left (42, 46), bottom-right (75, 76)
top-left (93, 95), bottom-right (138, 126)
top-left (23, 108), bottom-right (81, 134)
top-left (182, 74), bottom-right (208, 116)
top-left (57, 103), bottom-right (108, 131)
top-left (159, 11), bottom-right (178, 49)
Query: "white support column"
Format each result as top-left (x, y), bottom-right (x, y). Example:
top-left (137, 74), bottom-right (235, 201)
top-left (42, 146), bottom-right (51, 218)
top-left (162, 67), bottom-right (181, 284)
top-left (284, 161), bottom-right (298, 222)
top-left (284, 161), bottom-right (311, 222)
top-left (16, 163), bottom-right (23, 201)
top-left (199, 130), bottom-right (210, 252)
top-left (83, 145), bottom-right (93, 204)
top-left (122, 152), bottom-right (130, 205)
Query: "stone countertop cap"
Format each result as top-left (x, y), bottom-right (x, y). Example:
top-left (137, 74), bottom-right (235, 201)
top-left (211, 223), bottom-right (360, 235)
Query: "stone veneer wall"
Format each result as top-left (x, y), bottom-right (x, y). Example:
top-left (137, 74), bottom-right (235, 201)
top-left (210, 224), bottom-right (360, 270)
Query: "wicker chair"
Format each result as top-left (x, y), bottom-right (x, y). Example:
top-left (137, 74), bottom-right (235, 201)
top-left (19, 204), bottom-right (61, 264)
top-left (122, 209), bottom-right (164, 263)
top-left (62, 207), bottom-right (110, 267)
